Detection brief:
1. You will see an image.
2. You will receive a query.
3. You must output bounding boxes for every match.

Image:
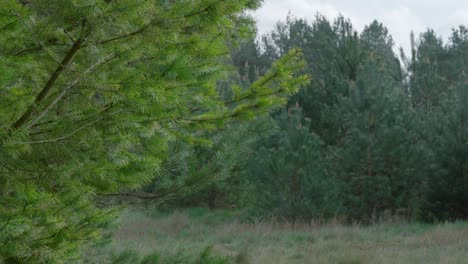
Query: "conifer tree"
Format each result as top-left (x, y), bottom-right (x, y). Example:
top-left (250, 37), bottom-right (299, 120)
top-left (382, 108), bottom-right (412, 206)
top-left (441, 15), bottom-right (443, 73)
top-left (248, 106), bottom-right (335, 221)
top-left (410, 27), bottom-right (468, 220)
top-left (252, 16), bottom-right (423, 222)
top-left (0, 1), bottom-right (308, 262)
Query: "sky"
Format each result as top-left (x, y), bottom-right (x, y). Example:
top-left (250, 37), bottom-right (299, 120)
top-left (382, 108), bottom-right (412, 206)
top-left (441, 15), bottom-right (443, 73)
top-left (253, 0), bottom-right (468, 53)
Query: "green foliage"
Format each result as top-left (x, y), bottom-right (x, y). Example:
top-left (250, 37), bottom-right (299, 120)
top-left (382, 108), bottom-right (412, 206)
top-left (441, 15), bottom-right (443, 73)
top-left (2, 2), bottom-right (467, 262)
top-left (106, 247), bottom-right (233, 264)
top-left (155, 13), bottom-right (467, 224)
top-left (248, 106), bottom-right (339, 221)
top-left (144, 39), bottom-right (283, 209)
top-left (408, 26), bottom-right (468, 221)
top-left (140, 252), bottom-right (161, 264)
top-left (144, 119), bottom-right (266, 209)
top-left (247, 15), bottom-right (467, 223)
top-left (0, 1), bottom-right (308, 262)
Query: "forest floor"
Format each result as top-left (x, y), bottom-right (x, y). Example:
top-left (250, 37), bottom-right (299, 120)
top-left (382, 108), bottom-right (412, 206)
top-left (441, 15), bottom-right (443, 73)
top-left (88, 207), bottom-right (468, 264)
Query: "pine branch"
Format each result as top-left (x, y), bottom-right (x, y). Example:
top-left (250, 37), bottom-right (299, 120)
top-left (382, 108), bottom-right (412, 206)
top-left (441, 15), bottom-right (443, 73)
top-left (15, 110), bottom-right (121, 144)
top-left (183, 0), bottom-right (225, 18)
top-left (226, 87), bottom-right (283, 106)
top-left (103, 149), bottom-right (226, 203)
top-left (181, 112), bottom-right (237, 123)
top-left (93, 1), bottom-right (225, 47)
top-left (98, 23), bottom-right (153, 45)
top-left (27, 53), bottom-right (118, 128)
top-left (12, 37), bottom-right (66, 57)
top-left (12, 37), bottom-right (84, 130)
top-left (102, 167), bottom-right (219, 201)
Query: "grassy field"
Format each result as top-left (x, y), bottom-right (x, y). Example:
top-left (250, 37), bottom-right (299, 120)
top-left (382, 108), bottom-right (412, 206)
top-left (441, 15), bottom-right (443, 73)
top-left (88, 208), bottom-right (468, 264)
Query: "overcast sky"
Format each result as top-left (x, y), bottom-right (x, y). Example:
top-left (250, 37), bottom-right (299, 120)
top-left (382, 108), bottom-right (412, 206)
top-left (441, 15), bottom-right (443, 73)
top-left (254, 0), bottom-right (468, 53)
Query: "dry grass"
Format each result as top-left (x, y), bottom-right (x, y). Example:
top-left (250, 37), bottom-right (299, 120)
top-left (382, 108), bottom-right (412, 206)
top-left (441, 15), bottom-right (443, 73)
top-left (106, 208), bottom-right (468, 264)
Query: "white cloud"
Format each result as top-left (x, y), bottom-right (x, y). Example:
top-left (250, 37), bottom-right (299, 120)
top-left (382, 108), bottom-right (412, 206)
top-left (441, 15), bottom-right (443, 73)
top-left (379, 6), bottom-right (425, 53)
top-left (254, 0), bottom-right (343, 34)
top-left (253, 0), bottom-right (468, 53)
top-left (449, 9), bottom-right (468, 25)
top-left (254, 1), bottom-right (418, 52)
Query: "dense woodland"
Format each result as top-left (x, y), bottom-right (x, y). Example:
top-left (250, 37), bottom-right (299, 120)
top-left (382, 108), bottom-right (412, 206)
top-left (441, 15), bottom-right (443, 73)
top-left (163, 15), bottom-right (468, 224)
top-left (0, 1), bottom-right (466, 263)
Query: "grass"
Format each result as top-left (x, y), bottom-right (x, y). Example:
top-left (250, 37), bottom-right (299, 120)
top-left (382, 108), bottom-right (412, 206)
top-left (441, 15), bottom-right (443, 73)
top-left (88, 207), bottom-right (468, 264)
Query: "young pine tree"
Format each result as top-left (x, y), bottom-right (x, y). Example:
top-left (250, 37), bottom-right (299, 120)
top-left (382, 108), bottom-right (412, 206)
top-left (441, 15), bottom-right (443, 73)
top-left (410, 27), bottom-right (468, 221)
top-left (248, 106), bottom-right (337, 222)
top-left (0, 1), bottom-right (308, 262)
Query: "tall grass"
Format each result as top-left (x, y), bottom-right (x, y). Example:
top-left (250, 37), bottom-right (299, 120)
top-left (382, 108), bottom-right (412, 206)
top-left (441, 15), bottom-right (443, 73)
top-left (86, 208), bottom-right (468, 264)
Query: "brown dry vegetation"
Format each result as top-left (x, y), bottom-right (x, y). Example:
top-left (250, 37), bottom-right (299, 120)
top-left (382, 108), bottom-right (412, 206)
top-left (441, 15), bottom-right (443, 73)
top-left (92, 208), bottom-right (468, 264)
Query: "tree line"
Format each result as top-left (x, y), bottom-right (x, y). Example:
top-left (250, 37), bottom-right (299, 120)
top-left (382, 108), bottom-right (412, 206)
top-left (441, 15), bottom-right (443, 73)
top-left (163, 15), bottom-right (468, 225)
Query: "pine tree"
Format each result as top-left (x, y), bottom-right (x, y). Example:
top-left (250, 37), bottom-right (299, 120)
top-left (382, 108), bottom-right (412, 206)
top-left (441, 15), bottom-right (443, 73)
top-left (411, 27), bottom-right (468, 220)
top-left (0, 1), bottom-right (308, 262)
top-left (409, 30), bottom-right (448, 110)
top-left (248, 106), bottom-right (336, 222)
top-left (253, 16), bottom-right (423, 222)
top-left (330, 20), bottom-right (421, 221)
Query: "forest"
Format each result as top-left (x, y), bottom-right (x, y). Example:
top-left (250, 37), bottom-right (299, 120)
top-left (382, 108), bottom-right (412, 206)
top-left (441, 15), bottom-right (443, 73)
top-left (0, 1), bottom-right (466, 263)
